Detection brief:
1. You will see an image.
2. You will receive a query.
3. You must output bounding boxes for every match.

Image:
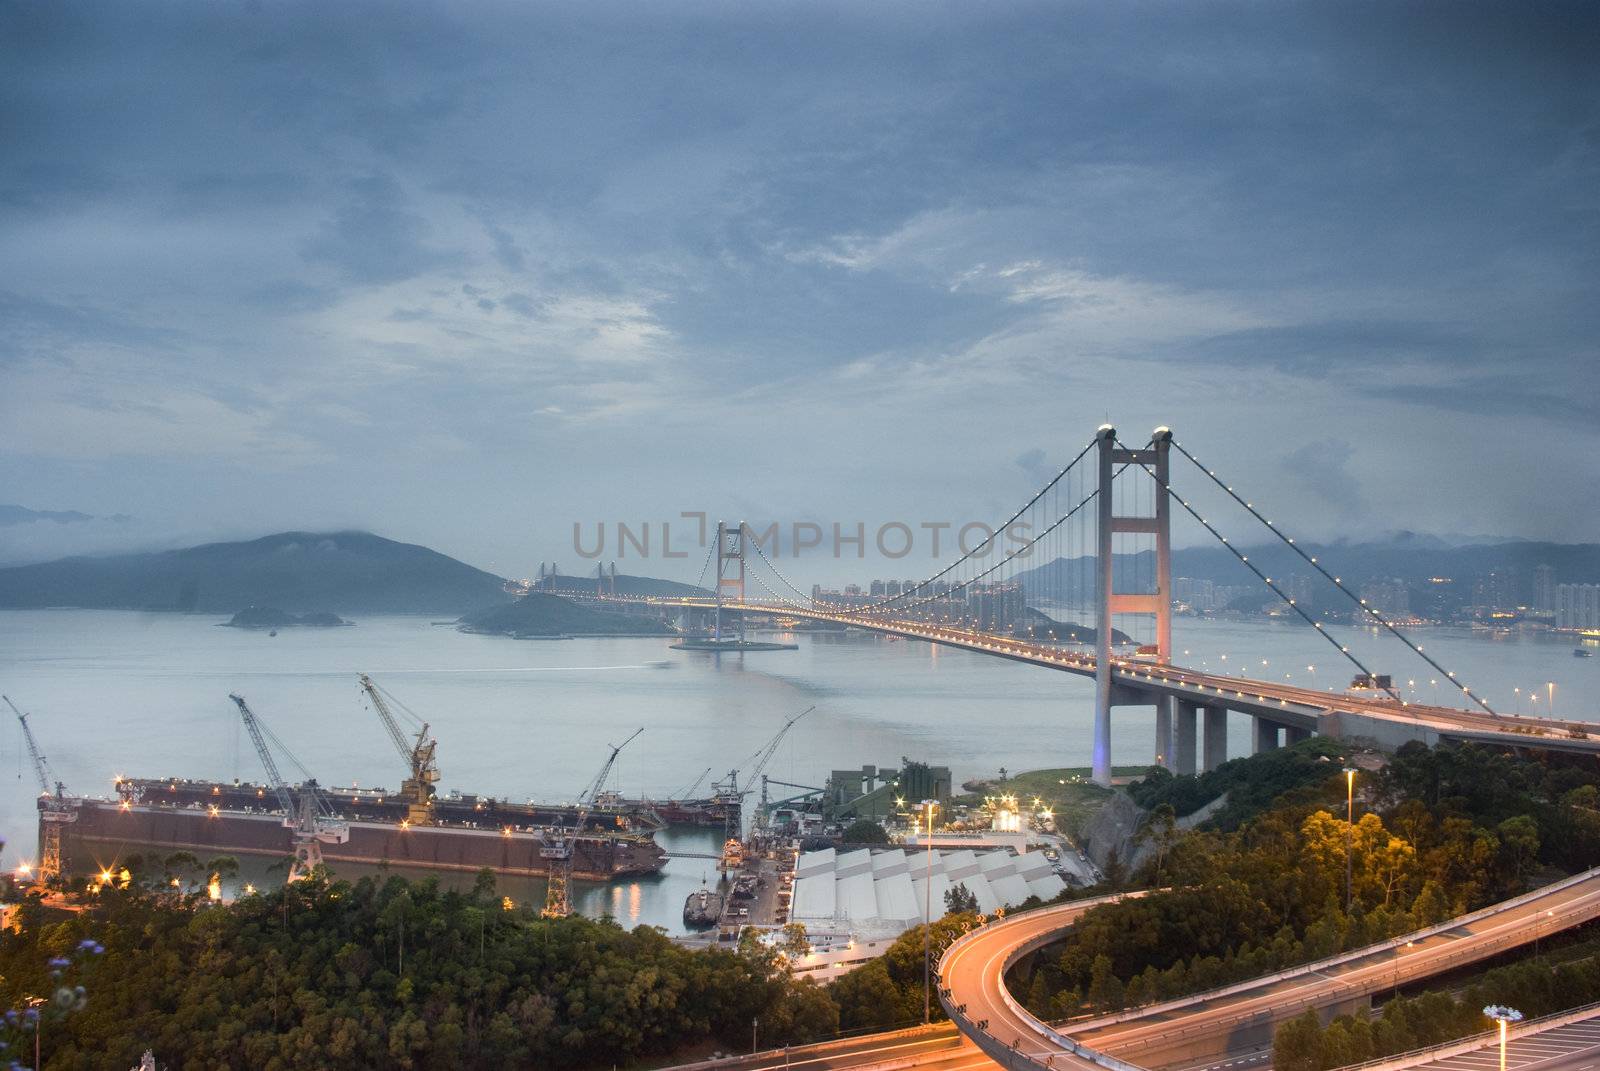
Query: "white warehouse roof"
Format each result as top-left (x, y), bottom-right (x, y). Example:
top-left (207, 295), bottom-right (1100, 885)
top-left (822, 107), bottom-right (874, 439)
top-left (791, 847), bottom-right (1068, 940)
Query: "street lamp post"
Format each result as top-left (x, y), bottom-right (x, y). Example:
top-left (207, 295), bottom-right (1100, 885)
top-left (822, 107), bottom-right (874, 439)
top-left (922, 799), bottom-right (939, 1025)
top-left (1344, 766), bottom-right (1358, 911)
top-left (1485, 1005), bottom-right (1523, 1071)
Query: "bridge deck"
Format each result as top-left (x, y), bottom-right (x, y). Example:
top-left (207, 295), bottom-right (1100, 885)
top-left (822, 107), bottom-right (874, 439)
top-left (594, 595), bottom-right (1599, 754)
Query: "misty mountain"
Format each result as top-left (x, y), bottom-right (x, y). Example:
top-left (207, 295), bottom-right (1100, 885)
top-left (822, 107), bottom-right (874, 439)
top-left (0, 503), bottom-right (132, 527)
top-left (0, 531), bottom-right (513, 614)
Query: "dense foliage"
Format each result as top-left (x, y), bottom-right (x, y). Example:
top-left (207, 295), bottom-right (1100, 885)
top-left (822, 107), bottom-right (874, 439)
top-left (1014, 742), bottom-right (1600, 1018)
top-left (1127, 737), bottom-right (1347, 827)
top-left (1276, 952), bottom-right (1600, 1071)
top-left (839, 820), bottom-right (890, 845)
top-left (0, 871), bottom-right (836, 1070)
top-left (827, 914), bottom-right (978, 1032)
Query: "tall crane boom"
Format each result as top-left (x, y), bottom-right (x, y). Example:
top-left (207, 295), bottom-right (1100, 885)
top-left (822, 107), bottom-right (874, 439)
top-left (742, 706), bottom-right (813, 793)
top-left (357, 675), bottom-right (440, 824)
top-left (360, 674), bottom-right (415, 765)
top-left (542, 728), bottom-right (644, 920)
top-left (228, 693), bottom-right (349, 880)
top-left (6, 695), bottom-right (63, 797)
top-left (5, 696), bottom-right (76, 884)
top-left (229, 694), bottom-right (295, 814)
top-left (579, 727), bottom-right (644, 808)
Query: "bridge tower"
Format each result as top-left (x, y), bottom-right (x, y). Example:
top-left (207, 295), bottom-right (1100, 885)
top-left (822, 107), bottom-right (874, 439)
top-left (714, 521), bottom-right (747, 644)
top-left (1092, 426), bottom-right (1173, 786)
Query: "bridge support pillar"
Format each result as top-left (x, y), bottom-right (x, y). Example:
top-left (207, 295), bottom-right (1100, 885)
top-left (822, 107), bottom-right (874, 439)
top-left (1203, 707), bottom-right (1228, 771)
top-left (1285, 725), bottom-right (1312, 745)
top-left (1155, 697), bottom-right (1173, 768)
top-left (1174, 701), bottom-right (1197, 776)
top-left (1253, 717), bottom-right (1280, 753)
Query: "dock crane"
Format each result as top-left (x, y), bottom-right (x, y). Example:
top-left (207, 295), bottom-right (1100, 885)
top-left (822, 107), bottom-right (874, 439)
top-left (357, 674), bottom-right (439, 825)
top-left (541, 727), bottom-right (644, 919)
top-left (228, 694), bottom-right (349, 881)
top-left (672, 767), bottom-right (714, 801)
top-left (716, 706), bottom-right (814, 864)
top-left (5, 696), bottom-right (77, 882)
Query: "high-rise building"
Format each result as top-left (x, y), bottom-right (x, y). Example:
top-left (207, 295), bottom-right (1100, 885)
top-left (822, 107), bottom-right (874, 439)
top-left (1173, 576), bottom-right (1216, 611)
top-left (1534, 565), bottom-right (1555, 613)
top-left (1556, 584), bottom-right (1600, 629)
top-left (1357, 578), bottom-right (1410, 620)
top-left (1472, 569), bottom-right (1518, 613)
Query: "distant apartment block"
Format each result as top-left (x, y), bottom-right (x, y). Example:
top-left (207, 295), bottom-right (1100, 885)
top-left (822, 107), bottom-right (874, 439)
top-left (1556, 583), bottom-right (1600, 629)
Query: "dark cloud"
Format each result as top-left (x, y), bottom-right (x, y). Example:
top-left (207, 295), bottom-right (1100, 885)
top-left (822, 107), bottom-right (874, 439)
top-left (299, 174), bottom-right (447, 284)
top-left (1282, 440), bottom-right (1364, 516)
top-left (0, 1), bottom-right (1596, 573)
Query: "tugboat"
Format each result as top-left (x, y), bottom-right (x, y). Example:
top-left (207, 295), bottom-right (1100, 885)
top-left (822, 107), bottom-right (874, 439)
top-left (683, 885), bottom-right (724, 929)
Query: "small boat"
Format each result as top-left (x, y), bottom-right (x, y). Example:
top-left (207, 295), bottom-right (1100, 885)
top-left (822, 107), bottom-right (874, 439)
top-left (268, 629), bottom-right (277, 637)
top-left (644, 660), bottom-right (674, 669)
top-left (683, 886), bottom-right (724, 929)
top-left (1578, 648), bottom-right (1593, 658)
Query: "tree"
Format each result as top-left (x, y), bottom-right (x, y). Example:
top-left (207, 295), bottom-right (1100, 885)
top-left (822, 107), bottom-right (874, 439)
top-left (841, 819), bottom-right (890, 844)
top-left (1086, 954), bottom-right (1124, 1011)
top-left (1135, 803), bottom-right (1180, 884)
top-left (945, 883), bottom-right (979, 914)
top-left (780, 922), bottom-right (812, 958)
top-left (1274, 1009), bottom-right (1325, 1071)
top-left (1497, 815), bottom-right (1540, 884)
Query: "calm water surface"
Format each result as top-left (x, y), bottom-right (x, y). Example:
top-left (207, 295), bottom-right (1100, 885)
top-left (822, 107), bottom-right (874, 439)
top-left (0, 610), bottom-right (1593, 932)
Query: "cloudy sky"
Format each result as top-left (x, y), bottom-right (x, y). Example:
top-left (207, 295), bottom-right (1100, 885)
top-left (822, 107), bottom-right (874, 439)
top-left (2, 2), bottom-right (1596, 579)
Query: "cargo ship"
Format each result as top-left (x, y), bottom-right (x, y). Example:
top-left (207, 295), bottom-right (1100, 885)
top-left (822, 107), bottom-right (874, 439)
top-left (48, 775), bottom-right (666, 882)
top-left (638, 792), bottom-right (740, 828)
top-left (21, 677), bottom-right (676, 892)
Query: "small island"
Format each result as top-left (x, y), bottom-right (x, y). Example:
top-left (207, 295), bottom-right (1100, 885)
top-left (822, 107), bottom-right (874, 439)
top-left (223, 606), bottom-right (353, 629)
top-left (458, 592), bottom-right (675, 639)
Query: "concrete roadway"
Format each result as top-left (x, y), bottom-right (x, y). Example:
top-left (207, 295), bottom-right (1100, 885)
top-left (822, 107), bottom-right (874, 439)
top-left (937, 867), bottom-right (1600, 1071)
top-left (1398, 1013), bottom-right (1600, 1071)
top-left (662, 869), bottom-right (1600, 1071)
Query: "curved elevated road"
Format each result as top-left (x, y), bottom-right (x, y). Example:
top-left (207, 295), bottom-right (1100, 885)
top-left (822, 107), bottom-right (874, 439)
top-left (939, 866), bottom-right (1600, 1071)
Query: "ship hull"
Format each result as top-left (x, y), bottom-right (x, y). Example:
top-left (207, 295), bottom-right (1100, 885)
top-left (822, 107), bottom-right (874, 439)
top-left (54, 800), bottom-right (665, 882)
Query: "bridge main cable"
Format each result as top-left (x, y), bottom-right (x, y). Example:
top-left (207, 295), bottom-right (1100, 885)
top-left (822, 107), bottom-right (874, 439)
top-left (862, 437), bottom-right (1099, 616)
top-left (1135, 450), bottom-right (1410, 708)
top-left (1169, 440), bottom-right (1498, 717)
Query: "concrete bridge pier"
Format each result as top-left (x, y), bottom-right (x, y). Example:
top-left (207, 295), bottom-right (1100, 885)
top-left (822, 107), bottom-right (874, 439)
top-left (1285, 725), bottom-right (1313, 745)
top-left (1253, 718), bottom-right (1281, 753)
top-left (1155, 696), bottom-right (1173, 768)
top-left (1203, 706), bottom-right (1228, 771)
top-left (1173, 701), bottom-right (1198, 775)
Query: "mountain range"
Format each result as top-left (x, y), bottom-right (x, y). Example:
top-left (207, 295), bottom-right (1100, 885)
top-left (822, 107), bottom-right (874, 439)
top-left (0, 531), bottom-right (710, 615)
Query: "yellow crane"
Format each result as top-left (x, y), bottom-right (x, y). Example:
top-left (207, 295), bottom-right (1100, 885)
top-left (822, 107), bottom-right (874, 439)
top-left (357, 674), bottom-right (440, 826)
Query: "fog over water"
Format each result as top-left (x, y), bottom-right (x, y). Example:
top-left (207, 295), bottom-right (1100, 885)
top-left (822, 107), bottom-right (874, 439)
top-left (1, 610), bottom-right (1594, 931)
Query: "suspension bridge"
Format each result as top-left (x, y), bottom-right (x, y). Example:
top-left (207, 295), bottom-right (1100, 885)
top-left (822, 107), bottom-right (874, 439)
top-left (589, 425), bottom-right (1598, 783)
